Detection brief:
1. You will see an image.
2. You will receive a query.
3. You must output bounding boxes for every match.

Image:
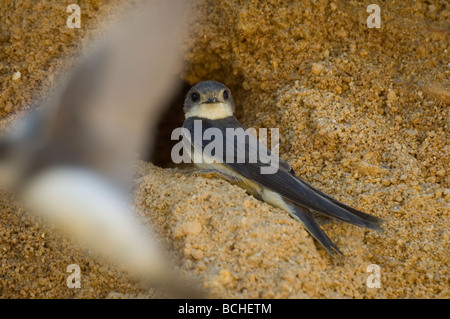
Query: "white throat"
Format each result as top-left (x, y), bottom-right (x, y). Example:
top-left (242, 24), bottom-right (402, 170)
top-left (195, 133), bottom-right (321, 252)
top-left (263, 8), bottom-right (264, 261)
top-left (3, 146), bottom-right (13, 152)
top-left (185, 102), bottom-right (233, 120)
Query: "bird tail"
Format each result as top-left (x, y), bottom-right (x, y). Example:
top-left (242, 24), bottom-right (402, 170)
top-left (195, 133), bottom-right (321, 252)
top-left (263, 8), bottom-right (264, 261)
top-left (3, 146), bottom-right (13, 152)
top-left (286, 201), bottom-right (343, 256)
top-left (300, 180), bottom-right (383, 231)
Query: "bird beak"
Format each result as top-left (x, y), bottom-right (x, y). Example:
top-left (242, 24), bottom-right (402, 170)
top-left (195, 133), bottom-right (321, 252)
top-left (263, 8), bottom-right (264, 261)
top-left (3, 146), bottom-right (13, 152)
top-left (204, 97), bottom-right (219, 104)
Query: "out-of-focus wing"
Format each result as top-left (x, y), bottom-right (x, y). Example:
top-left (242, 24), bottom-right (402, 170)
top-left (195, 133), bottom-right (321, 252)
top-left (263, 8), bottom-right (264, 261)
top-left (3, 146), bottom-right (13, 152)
top-left (38, 1), bottom-right (185, 183)
top-left (0, 1), bottom-right (200, 296)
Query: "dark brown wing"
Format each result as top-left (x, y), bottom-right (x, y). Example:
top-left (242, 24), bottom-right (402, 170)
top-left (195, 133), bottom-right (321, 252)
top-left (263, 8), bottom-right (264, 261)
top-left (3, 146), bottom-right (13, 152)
top-left (184, 116), bottom-right (383, 230)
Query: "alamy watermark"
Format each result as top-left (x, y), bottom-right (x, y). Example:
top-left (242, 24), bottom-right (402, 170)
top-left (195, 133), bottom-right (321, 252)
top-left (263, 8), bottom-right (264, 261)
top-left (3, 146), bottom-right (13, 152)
top-left (66, 4), bottom-right (81, 29)
top-left (366, 4), bottom-right (381, 29)
top-left (66, 263), bottom-right (81, 288)
top-left (366, 264), bottom-right (381, 288)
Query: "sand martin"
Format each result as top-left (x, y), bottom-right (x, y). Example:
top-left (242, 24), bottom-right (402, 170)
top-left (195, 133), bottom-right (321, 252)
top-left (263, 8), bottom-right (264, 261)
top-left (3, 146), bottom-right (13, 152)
top-left (182, 80), bottom-right (383, 255)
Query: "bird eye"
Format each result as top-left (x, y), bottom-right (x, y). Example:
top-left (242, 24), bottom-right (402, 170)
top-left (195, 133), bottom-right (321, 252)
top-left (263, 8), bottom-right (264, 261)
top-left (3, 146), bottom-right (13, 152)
top-left (223, 90), bottom-right (229, 100)
top-left (191, 92), bottom-right (200, 102)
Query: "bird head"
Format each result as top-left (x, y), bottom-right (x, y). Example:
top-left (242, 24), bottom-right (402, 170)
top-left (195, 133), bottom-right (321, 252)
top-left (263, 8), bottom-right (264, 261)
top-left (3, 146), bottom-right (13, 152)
top-left (183, 80), bottom-right (235, 120)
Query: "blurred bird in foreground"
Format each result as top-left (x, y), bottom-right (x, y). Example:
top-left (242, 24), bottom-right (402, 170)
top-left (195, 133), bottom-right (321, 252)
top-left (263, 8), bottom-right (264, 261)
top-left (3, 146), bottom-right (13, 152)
top-left (0, 1), bottom-right (200, 297)
top-left (182, 81), bottom-right (383, 255)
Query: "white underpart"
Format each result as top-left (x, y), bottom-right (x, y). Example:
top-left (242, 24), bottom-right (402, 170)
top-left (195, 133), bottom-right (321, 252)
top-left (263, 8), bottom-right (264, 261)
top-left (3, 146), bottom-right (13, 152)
top-left (21, 167), bottom-right (167, 279)
top-left (185, 102), bottom-right (233, 120)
